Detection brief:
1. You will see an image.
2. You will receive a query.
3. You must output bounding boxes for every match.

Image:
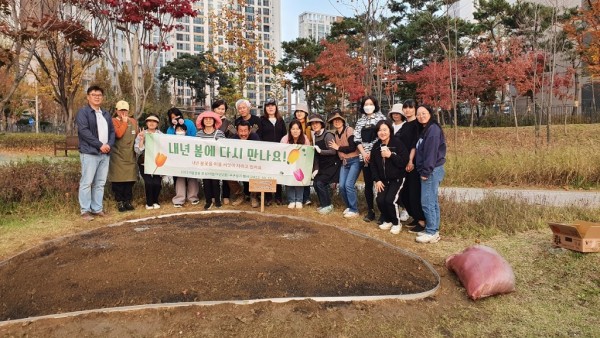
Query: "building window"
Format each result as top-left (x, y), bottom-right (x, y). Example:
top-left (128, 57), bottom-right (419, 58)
top-left (193, 26), bottom-right (204, 34)
top-left (194, 35), bottom-right (204, 42)
top-left (176, 34), bottom-right (190, 41)
top-left (263, 8), bottom-right (269, 15)
top-left (194, 45), bottom-right (204, 52)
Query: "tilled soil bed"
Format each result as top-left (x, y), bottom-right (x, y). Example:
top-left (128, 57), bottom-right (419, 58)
top-left (0, 212), bottom-right (438, 321)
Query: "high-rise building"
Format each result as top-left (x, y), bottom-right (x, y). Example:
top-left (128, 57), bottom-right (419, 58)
top-left (159, 0), bottom-right (281, 112)
top-left (298, 12), bottom-right (342, 41)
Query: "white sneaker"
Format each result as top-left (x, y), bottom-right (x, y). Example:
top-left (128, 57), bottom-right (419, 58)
top-left (295, 202), bottom-right (303, 209)
top-left (318, 205), bottom-right (333, 214)
top-left (399, 210), bottom-right (409, 222)
top-left (390, 225), bottom-right (402, 234)
top-left (288, 202), bottom-right (296, 209)
top-left (342, 208), bottom-right (350, 215)
top-left (153, 203), bottom-right (161, 209)
top-left (379, 222), bottom-right (392, 230)
top-left (145, 205), bottom-right (153, 210)
top-left (344, 211), bottom-right (359, 218)
top-left (416, 232), bottom-right (440, 243)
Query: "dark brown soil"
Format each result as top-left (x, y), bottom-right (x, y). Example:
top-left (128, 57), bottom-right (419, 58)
top-left (0, 212), bottom-right (438, 321)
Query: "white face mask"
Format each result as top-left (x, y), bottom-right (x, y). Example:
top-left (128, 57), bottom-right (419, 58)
top-left (176, 131), bottom-right (185, 135)
top-left (364, 105), bottom-right (375, 114)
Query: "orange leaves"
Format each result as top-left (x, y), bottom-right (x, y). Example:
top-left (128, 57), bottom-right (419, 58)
top-left (565, 0), bottom-right (600, 77)
top-left (303, 40), bottom-right (366, 103)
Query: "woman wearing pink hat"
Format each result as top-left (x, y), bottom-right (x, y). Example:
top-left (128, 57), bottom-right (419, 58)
top-left (196, 111), bottom-right (226, 210)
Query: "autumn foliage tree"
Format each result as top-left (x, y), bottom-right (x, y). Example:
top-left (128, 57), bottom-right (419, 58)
top-left (303, 40), bottom-right (365, 113)
top-left (77, 0), bottom-right (198, 117)
top-left (565, 0), bottom-right (600, 77)
top-left (210, 0), bottom-right (274, 101)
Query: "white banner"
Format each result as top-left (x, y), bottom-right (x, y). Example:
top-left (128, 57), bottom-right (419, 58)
top-left (144, 133), bottom-right (314, 186)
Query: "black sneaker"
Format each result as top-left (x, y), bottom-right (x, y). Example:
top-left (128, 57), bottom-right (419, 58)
top-left (377, 215), bottom-right (385, 225)
top-left (363, 210), bottom-right (375, 222)
top-left (117, 202), bottom-right (127, 212)
top-left (408, 224), bottom-right (426, 234)
top-left (215, 200), bottom-right (222, 208)
top-left (204, 202), bottom-right (212, 210)
top-left (124, 201), bottom-right (135, 211)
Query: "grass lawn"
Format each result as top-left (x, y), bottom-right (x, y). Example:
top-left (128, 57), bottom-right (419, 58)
top-left (0, 126), bottom-right (599, 336)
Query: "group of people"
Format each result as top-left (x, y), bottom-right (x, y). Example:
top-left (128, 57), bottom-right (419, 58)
top-left (76, 85), bottom-right (446, 244)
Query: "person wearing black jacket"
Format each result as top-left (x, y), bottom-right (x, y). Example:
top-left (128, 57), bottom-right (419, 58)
top-left (371, 120), bottom-right (409, 235)
top-left (257, 98), bottom-right (287, 205)
top-left (396, 99), bottom-right (426, 230)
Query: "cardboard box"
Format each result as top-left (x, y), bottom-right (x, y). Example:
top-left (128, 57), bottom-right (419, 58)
top-left (548, 220), bottom-right (600, 253)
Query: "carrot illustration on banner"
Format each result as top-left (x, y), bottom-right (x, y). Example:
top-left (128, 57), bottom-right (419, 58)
top-left (153, 152), bottom-right (167, 175)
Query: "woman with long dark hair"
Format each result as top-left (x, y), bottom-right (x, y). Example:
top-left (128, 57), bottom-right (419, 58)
top-left (281, 119), bottom-right (310, 209)
top-left (257, 98), bottom-right (287, 205)
top-left (414, 105), bottom-right (446, 244)
top-left (371, 120), bottom-right (409, 235)
top-left (396, 99), bottom-right (426, 230)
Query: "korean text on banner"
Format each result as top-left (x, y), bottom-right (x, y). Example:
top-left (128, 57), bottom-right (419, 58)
top-left (144, 133), bottom-right (314, 186)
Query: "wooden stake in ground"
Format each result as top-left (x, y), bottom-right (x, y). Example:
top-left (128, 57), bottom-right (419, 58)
top-left (249, 179), bottom-right (277, 212)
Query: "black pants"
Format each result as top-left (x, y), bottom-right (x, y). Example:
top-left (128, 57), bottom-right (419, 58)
top-left (376, 179), bottom-right (404, 225)
top-left (221, 180), bottom-right (230, 199)
top-left (401, 169), bottom-right (425, 222)
top-left (139, 164), bottom-right (162, 206)
top-left (112, 181), bottom-right (135, 202)
top-left (203, 179), bottom-right (221, 204)
top-left (362, 164), bottom-right (375, 211)
top-left (265, 185), bottom-right (283, 203)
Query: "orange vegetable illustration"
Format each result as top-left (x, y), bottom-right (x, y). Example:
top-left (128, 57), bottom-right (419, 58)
top-left (287, 148), bottom-right (300, 164)
top-left (153, 152), bottom-right (167, 175)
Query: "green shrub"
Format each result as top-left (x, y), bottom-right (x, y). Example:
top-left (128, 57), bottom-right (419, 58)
top-left (0, 133), bottom-right (65, 150)
top-left (0, 159), bottom-right (80, 214)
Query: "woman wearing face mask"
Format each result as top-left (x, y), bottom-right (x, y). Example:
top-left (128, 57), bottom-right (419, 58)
top-left (414, 105), bottom-right (446, 244)
top-left (397, 99), bottom-right (427, 232)
top-left (353, 95), bottom-right (387, 223)
top-left (166, 108), bottom-right (200, 207)
top-left (371, 120), bottom-right (409, 235)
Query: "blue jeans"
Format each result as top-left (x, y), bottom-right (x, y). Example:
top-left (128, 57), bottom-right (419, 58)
top-left (286, 185), bottom-right (304, 203)
top-left (338, 156), bottom-right (361, 212)
top-left (79, 153), bottom-right (110, 214)
top-left (421, 165), bottom-right (445, 235)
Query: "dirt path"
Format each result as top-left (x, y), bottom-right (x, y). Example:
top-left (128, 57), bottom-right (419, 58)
top-left (441, 187), bottom-right (600, 207)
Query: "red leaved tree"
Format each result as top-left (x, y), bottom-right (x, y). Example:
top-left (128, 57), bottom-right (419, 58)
top-left (405, 60), bottom-right (452, 119)
top-left (77, 0), bottom-right (198, 117)
top-left (303, 40), bottom-right (365, 112)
